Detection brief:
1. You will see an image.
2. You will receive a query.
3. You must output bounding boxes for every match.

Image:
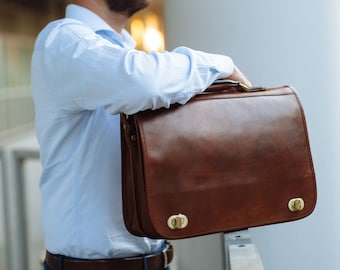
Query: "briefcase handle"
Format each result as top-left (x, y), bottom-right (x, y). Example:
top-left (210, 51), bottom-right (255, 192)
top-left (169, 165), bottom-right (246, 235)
top-left (207, 79), bottom-right (265, 93)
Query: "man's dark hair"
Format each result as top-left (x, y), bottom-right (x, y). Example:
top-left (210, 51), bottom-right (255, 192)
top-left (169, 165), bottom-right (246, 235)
top-left (105, 0), bottom-right (150, 16)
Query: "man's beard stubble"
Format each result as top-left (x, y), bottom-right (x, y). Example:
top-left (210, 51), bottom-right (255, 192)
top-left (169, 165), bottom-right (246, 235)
top-left (105, 0), bottom-right (151, 17)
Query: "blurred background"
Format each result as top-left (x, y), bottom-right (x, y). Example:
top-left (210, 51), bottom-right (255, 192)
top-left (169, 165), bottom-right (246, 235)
top-left (1, 0), bottom-right (340, 270)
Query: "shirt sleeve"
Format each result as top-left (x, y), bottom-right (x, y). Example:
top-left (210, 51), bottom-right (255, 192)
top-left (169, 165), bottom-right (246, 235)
top-left (32, 20), bottom-right (234, 115)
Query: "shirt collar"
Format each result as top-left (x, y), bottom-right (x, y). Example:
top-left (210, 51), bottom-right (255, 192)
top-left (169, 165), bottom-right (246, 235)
top-left (65, 4), bottom-right (136, 48)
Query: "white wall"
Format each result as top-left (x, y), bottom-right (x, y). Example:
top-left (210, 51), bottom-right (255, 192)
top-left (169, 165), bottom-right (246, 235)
top-left (0, 161), bottom-right (8, 270)
top-left (165, 0), bottom-right (340, 269)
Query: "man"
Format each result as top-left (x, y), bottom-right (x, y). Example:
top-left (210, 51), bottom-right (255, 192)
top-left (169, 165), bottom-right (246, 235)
top-left (31, 0), bottom-right (251, 269)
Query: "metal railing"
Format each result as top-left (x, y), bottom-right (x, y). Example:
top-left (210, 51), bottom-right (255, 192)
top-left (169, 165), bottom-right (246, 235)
top-left (0, 134), bottom-right (40, 270)
top-left (225, 230), bottom-right (264, 270)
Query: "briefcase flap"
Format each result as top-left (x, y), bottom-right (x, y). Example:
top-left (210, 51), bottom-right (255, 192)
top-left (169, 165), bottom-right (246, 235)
top-left (121, 83), bottom-right (317, 239)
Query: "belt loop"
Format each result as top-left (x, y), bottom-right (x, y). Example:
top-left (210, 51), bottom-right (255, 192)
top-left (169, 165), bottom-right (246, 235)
top-left (143, 256), bottom-right (148, 270)
top-left (58, 256), bottom-right (63, 270)
top-left (162, 248), bottom-right (168, 269)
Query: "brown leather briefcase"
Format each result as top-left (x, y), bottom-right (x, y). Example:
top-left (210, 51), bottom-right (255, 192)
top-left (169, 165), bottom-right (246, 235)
top-left (120, 80), bottom-right (317, 240)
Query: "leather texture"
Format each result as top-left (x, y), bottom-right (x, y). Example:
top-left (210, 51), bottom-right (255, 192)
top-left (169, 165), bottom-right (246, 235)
top-left (120, 82), bottom-right (317, 239)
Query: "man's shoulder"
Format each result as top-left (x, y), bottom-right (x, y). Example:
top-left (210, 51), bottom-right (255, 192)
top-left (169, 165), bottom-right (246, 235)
top-left (42, 18), bottom-right (93, 36)
top-left (34, 18), bottom-right (96, 48)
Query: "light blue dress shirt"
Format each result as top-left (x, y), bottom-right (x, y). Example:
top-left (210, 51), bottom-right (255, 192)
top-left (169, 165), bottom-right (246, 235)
top-left (31, 4), bottom-right (234, 259)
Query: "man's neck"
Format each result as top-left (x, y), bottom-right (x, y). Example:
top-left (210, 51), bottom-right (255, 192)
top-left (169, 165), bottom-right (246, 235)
top-left (72, 0), bottom-right (129, 34)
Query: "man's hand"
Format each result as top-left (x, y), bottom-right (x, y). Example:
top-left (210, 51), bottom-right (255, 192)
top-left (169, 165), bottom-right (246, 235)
top-left (227, 65), bottom-right (252, 88)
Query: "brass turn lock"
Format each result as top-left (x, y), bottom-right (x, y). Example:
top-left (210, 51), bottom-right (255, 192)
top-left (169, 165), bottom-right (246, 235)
top-left (288, 198), bottom-right (305, 212)
top-left (167, 214), bottom-right (188, 230)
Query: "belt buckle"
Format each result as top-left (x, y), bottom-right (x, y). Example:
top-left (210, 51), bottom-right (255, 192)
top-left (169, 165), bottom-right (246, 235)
top-left (162, 244), bottom-right (170, 268)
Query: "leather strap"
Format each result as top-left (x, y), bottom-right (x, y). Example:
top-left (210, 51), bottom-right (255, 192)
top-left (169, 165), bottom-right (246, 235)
top-left (45, 243), bottom-right (173, 270)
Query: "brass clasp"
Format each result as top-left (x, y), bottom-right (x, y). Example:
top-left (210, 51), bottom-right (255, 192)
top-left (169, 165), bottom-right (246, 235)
top-left (288, 198), bottom-right (305, 212)
top-left (167, 214), bottom-right (189, 230)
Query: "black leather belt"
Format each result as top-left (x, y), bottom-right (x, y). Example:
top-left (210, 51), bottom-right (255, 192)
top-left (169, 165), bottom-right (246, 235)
top-left (45, 243), bottom-right (173, 270)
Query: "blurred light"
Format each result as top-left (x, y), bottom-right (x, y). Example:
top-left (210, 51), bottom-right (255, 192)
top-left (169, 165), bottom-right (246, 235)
top-left (130, 18), bottom-right (145, 48)
top-left (145, 13), bottom-right (160, 29)
top-left (129, 11), bottom-right (165, 52)
top-left (143, 27), bottom-right (164, 52)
